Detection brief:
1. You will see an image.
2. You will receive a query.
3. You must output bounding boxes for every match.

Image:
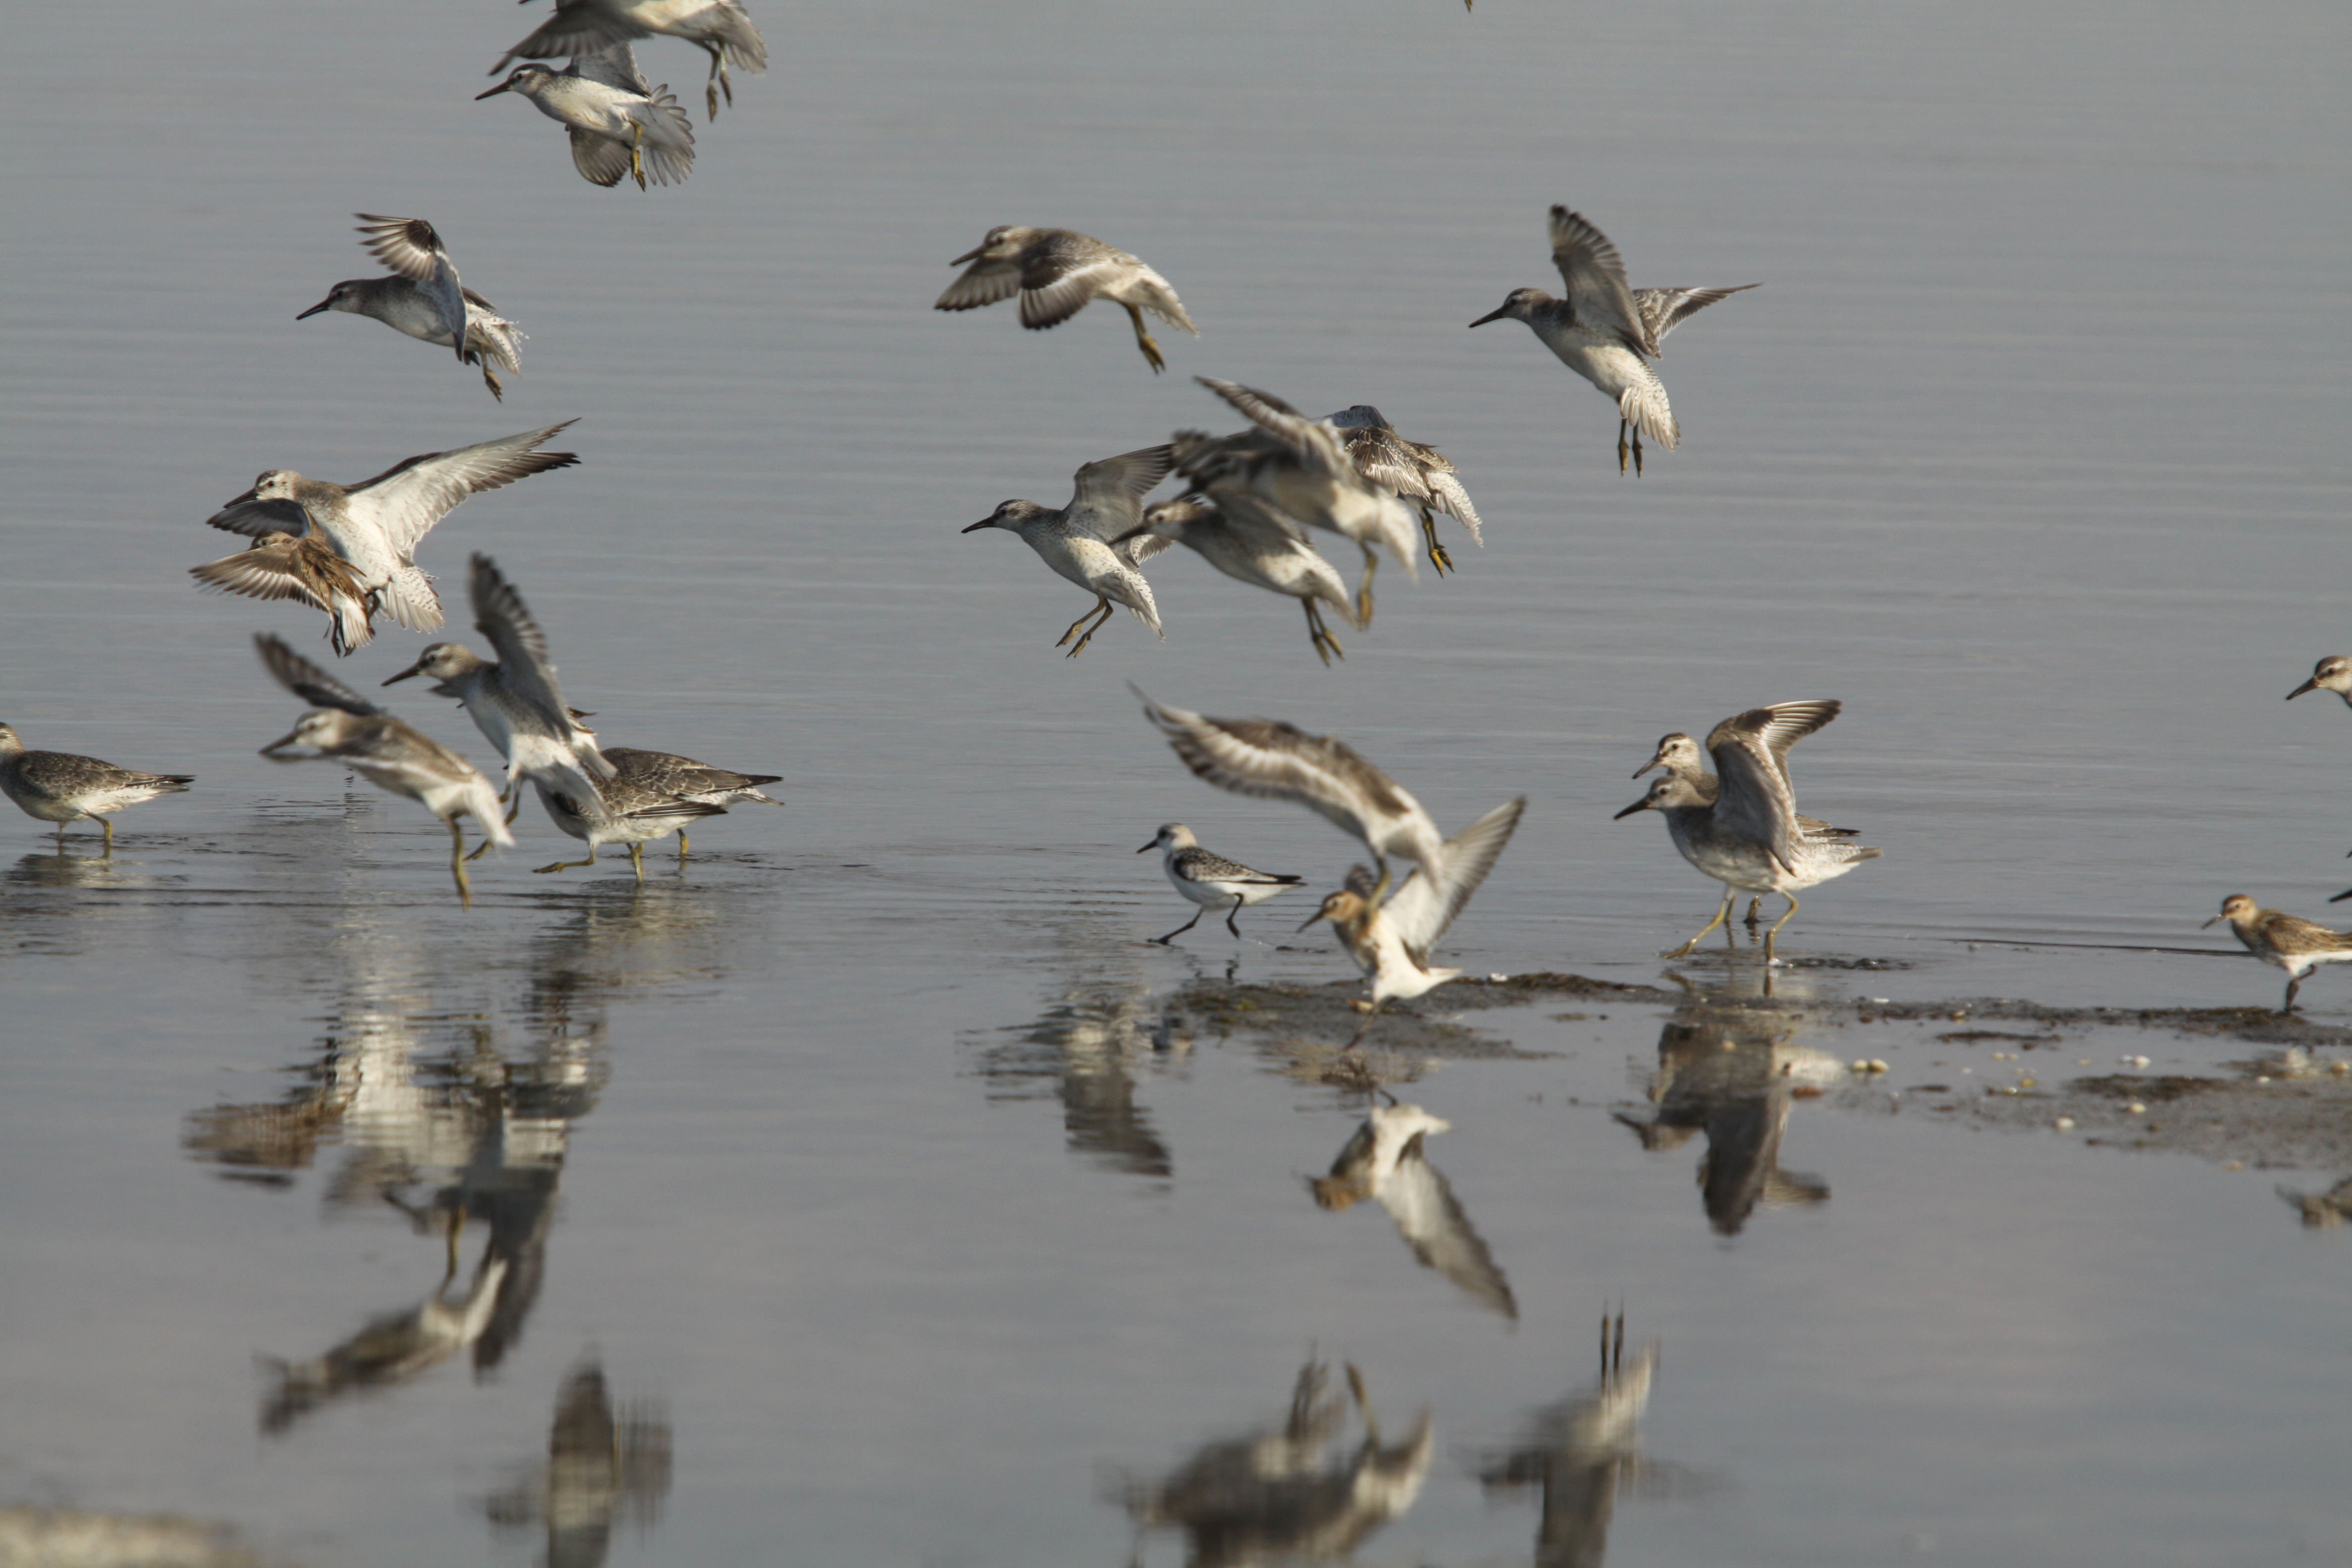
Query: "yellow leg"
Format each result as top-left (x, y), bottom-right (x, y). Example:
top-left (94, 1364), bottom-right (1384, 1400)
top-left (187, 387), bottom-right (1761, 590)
top-left (1632, 425), bottom-right (1646, 477)
top-left (1057, 597), bottom-right (1114, 658)
top-left (480, 362), bottom-right (503, 401)
top-left (630, 122), bottom-right (647, 190)
top-left (1355, 544), bottom-right (1377, 629)
top-left (628, 842), bottom-right (645, 882)
top-left (54, 821), bottom-right (67, 852)
top-left (1763, 892), bottom-right (1800, 963)
top-left (535, 847), bottom-right (599, 874)
top-left (101, 817), bottom-right (115, 854)
top-left (1122, 303), bottom-right (1167, 373)
top-left (677, 830), bottom-right (691, 865)
top-left (1302, 600), bottom-right (1344, 666)
top-left (1665, 888), bottom-right (1736, 959)
top-left (502, 788), bottom-right (522, 827)
top-left (1617, 418), bottom-right (1630, 475)
top-left (446, 817), bottom-right (473, 907)
top-left (1419, 507), bottom-right (1452, 574)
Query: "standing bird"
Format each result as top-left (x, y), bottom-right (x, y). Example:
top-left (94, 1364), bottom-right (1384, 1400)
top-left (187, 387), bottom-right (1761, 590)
top-left (0, 724), bottom-right (191, 853)
top-left (1470, 206), bottom-right (1756, 475)
top-left (1137, 823), bottom-right (1303, 944)
top-left (1132, 687), bottom-right (1447, 903)
top-left (1299, 797), bottom-right (1525, 1018)
top-left (1615, 701), bottom-right (1878, 961)
top-left (382, 553), bottom-right (615, 822)
top-left (1324, 406), bottom-right (1484, 575)
top-left (1117, 494), bottom-right (1359, 666)
top-left (1176, 381), bottom-right (1420, 626)
top-left (299, 215), bottom-right (523, 400)
top-left (495, 0), bottom-right (766, 121)
top-left (1632, 728), bottom-right (1860, 923)
top-left (2287, 656), bottom-right (2352, 707)
top-left (934, 226), bottom-right (1197, 374)
top-left (596, 747), bottom-right (780, 862)
top-left (188, 421), bottom-right (581, 656)
top-left (479, 55), bottom-right (695, 190)
top-left (528, 757), bottom-right (725, 882)
top-left (962, 445), bottom-right (1175, 657)
top-left (253, 634), bottom-right (513, 903)
top-left (2209, 895), bottom-right (2352, 1013)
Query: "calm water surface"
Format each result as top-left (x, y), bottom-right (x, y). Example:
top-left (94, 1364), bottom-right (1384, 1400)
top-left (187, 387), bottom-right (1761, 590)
top-left (1, 0), bottom-right (2348, 1562)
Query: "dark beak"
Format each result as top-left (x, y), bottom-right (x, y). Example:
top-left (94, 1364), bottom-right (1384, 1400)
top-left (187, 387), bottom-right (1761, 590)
top-left (2201, 913), bottom-right (2224, 928)
top-left (961, 519), bottom-right (994, 533)
top-left (475, 82), bottom-right (512, 99)
top-left (2287, 680), bottom-right (2319, 699)
top-left (295, 295), bottom-right (334, 320)
top-left (381, 660), bottom-right (427, 686)
top-left (1468, 304), bottom-right (1513, 328)
top-left (1136, 839), bottom-right (1156, 853)
top-left (1613, 798), bottom-right (1650, 820)
top-left (1295, 909), bottom-right (1328, 932)
top-left (949, 246), bottom-right (985, 265)
top-left (1631, 759), bottom-right (1660, 781)
top-left (258, 729), bottom-right (305, 759)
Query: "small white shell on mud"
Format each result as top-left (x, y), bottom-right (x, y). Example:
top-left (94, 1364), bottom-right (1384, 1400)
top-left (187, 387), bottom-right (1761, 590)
top-left (2054, 1117), bottom-right (2076, 1131)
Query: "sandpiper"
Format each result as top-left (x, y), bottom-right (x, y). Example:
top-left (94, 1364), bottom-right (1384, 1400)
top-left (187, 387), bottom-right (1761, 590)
top-left (935, 226), bottom-right (1196, 373)
top-left (1132, 687), bottom-right (1447, 901)
top-left (1633, 728), bottom-right (1859, 921)
top-left (1324, 406), bottom-right (1483, 575)
top-left (383, 553), bottom-right (614, 821)
top-left (1137, 823), bottom-right (1303, 943)
top-left (2208, 895), bottom-right (2352, 1013)
top-left (597, 747), bottom-right (779, 861)
top-left (2287, 656), bottom-right (2352, 707)
top-left (1470, 206), bottom-right (1756, 474)
top-left (529, 756), bottom-right (724, 882)
top-left (189, 421), bottom-right (580, 656)
top-left (1300, 797), bottom-right (1524, 1015)
top-left (299, 214), bottom-right (523, 399)
top-left (1176, 380), bottom-right (1419, 625)
top-left (496, 0), bottom-right (767, 120)
top-left (1117, 494), bottom-right (1358, 665)
top-left (1615, 701), bottom-right (1879, 961)
top-left (253, 634), bottom-right (513, 903)
top-left (479, 56), bottom-right (695, 190)
top-left (0, 724), bottom-right (192, 852)
top-left (963, 445), bottom-right (1175, 657)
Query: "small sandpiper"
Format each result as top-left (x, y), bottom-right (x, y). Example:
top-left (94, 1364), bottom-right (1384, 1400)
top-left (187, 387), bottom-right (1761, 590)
top-left (1470, 206), bottom-right (1756, 474)
top-left (1137, 823), bottom-right (1303, 943)
top-left (0, 724), bottom-right (192, 852)
top-left (935, 226), bottom-right (1197, 373)
top-left (1324, 406), bottom-right (1483, 575)
top-left (1118, 494), bottom-right (1359, 665)
top-left (253, 634), bottom-right (513, 904)
top-left (479, 55), bottom-right (695, 190)
top-left (1299, 798), bottom-right (1524, 1021)
top-left (189, 421), bottom-right (580, 656)
top-left (496, 0), bottom-right (767, 120)
top-left (2286, 656), bottom-right (2352, 707)
top-left (299, 214), bottom-right (523, 400)
top-left (2209, 895), bottom-right (2352, 1013)
top-left (963, 445), bottom-right (1175, 657)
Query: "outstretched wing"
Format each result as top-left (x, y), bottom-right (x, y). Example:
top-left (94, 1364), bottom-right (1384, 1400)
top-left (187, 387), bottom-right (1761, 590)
top-left (1634, 283), bottom-right (1759, 352)
top-left (1378, 1145), bottom-right (1518, 1319)
top-left (1706, 702), bottom-right (1841, 872)
top-left (934, 255), bottom-right (1021, 312)
top-left (1197, 378), bottom-right (1351, 477)
top-left (254, 632), bottom-right (387, 717)
top-left (468, 553), bottom-right (613, 780)
top-left (1548, 206), bottom-right (1650, 357)
top-left (204, 494), bottom-right (311, 539)
top-left (1017, 234), bottom-right (1124, 329)
top-left (1381, 797), bottom-right (1525, 958)
top-left (1070, 445), bottom-right (1176, 537)
top-left (567, 40), bottom-right (652, 95)
top-left (346, 421), bottom-right (581, 560)
top-left (352, 214), bottom-right (447, 282)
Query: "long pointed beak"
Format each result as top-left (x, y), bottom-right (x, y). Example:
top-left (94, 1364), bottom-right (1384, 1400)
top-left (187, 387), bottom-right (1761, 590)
top-left (295, 296), bottom-right (334, 320)
top-left (2201, 914), bottom-right (2224, 928)
top-left (949, 246), bottom-right (984, 265)
top-left (258, 729), bottom-right (307, 759)
top-left (1613, 798), bottom-right (1650, 820)
top-left (1631, 758), bottom-right (1661, 781)
top-left (382, 660), bottom-right (427, 686)
top-left (475, 82), bottom-right (513, 99)
top-left (961, 519), bottom-right (994, 533)
top-left (1136, 840), bottom-right (1157, 853)
top-left (2287, 680), bottom-right (2320, 699)
top-left (1295, 909), bottom-right (1328, 932)
top-left (1468, 305), bottom-right (1512, 328)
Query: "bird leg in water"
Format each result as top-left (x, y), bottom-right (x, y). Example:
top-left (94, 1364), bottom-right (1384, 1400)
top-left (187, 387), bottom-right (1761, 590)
top-left (1665, 888), bottom-right (1737, 959)
top-left (1355, 544), bottom-right (1378, 629)
top-left (1153, 905), bottom-right (1206, 945)
top-left (1222, 892), bottom-right (1249, 938)
top-left (629, 122), bottom-right (647, 191)
top-left (2283, 975), bottom-right (2303, 1014)
top-left (1056, 597), bottom-right (1116, 658)
top-left (1762, 891), bottom-right (1801, 964)
top-left (1121, 303), bottom-right (1167, 374)
top-left (1302, 599), bottom-right (1346, 666)
top-left (535, 848), bottom-right (599, 875)
top-left (677, 831), bottom-right (690, 865)
top-left (445, 817), bottom-right (474, 906)
top-left (628, 843), bottom-right (645, 882)
top-left (100, 817), bottom-right (116, 853)
top-left (1419, 505), bottom-right (1453, 574)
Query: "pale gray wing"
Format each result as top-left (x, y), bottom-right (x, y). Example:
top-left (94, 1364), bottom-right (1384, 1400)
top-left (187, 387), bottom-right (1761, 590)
top-left (351, 214), bottom-right (447, 283)
top-left (1706, 699), bottom-right (1841, 785)
top-left (1196, 378), bottom-right (1351, 475)
top-left (934, 256), bottom-right (1021, 312)
top-left (1378, 1146), bottom-right (1518, 1319)
top-left (1707, 707), bottom-right (1827, 872)
top-left (1633, 284), bottom-right (1759, 352)
top-left (346, 421), bottom-right (582, 560)
top-left (568, 127), bottom-right (632, 188)
top-left (467, 553), bottom-right (608, 777)
top-left (690, 0), bottom-right (767, 71)
top-left (495, 0), bottom-right (644, 74)
top-left (1547, 206), bottom-right (1650, 357)
top-left (1017, 233), bottom-right (1122, 329)
top-left (1424, 469), bottom-right (1482, 542)
top-left (1070, 444), bottom-right (1176, 537)
top-left (205, 494), bottom-right (310, 539)
top-left (254, 633), bottom-right (387, 717)
top-left (1382, 797), bottom-right (1524, 957)
top-left (567, 40), bottom-right (651, 95)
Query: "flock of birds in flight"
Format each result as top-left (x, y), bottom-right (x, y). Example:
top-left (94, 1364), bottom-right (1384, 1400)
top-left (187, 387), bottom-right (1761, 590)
top-left (3, 0), bottom-right (2342, 1021)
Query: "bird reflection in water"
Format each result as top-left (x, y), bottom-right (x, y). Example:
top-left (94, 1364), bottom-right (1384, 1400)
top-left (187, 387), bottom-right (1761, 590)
top-left (1114, 1357), bottom-right (1432, 1568)
top-left (479, 1353), bottom-right (673, 1568)
top-left (973, 946), bottom-right (1188, 1180)
top-left (1614, 991), bottom-right (1839, 1235)
top-left (1475, 1314), bottom-right (1702, 1568)
top-left (1309, 1102), bottom-right (1516, 1320)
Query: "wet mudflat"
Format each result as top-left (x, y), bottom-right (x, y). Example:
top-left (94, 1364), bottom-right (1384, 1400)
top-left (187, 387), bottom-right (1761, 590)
top-left (3, 0), bottom-right (2350, 1562)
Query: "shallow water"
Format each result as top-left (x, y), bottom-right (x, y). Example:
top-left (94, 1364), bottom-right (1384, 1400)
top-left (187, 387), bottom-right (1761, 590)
top-left (2, 0), bottom-right (2349, 1562)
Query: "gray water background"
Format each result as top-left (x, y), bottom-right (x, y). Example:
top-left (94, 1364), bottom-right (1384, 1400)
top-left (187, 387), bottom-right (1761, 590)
top-left (1, 0), bottom-right (2348, 1562)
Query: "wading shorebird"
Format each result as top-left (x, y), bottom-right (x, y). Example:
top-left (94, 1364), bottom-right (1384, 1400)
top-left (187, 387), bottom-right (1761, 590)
top-left (495, 0), bottom-right (766, 120)
top-left (1632, 728), bottom-right (1860, 923)
top-left (2208, 895), bottom-right (2352, 1013)
top-left (595, 747), bottom-right (779, 862)
top-left (299, 214), bottom-right (524, 400)
top-left (383, 553), bottom-right (615, 825)
top-left (1175, 380), bottom-right (1419, 626)
top-left (1137, 822), bottom-right (1303, 943)
top-left (1470, 206), bottom-right (1756, 475)
top-left (1133, 687), bottom-right (1446, 903)
top-left (479, 52), bottom-right (695, 190)
top-left (963, 445), bottom-right (1175, 657)
top-left (1299, 797), bottom-right (1524, 1025)
top-left (253, 634), bottom-right (513, 903)
top-left (529, 757), bottom-right (725, 882)
top-left (934, 226), bottom-right (1196, 373)
top-left (1616, 701), bottom-right (1878, 962)
top-left (1324, 405), bottom-right (1484, 575)
top-left (1116, 494), bottom-right (1359, 666)
top-left (190, 421), bottom-right (581, 656)
top-left (0, 724), bottom-right (192, 853)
